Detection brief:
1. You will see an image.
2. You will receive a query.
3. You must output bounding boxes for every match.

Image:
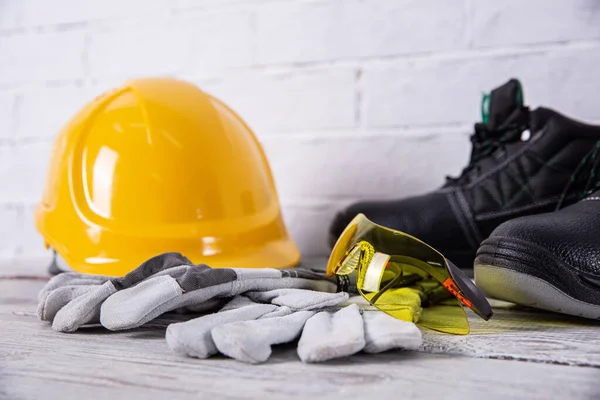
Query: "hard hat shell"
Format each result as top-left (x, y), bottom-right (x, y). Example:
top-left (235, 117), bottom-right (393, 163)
top-left (35, 77), bottom-right (300, 276)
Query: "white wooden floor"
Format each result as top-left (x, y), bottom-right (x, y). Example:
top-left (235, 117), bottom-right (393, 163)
top-left (1, 258), bottom-right (600, 400)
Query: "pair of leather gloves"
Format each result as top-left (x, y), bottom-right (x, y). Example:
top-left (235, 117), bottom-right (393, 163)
top-left (37, 252), bottom-right (423, 364)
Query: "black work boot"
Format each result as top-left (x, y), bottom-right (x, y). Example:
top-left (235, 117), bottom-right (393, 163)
top-left (329, 78), bottom-right (600, 270)
top-left (475, 175), bottom-right (600, 319)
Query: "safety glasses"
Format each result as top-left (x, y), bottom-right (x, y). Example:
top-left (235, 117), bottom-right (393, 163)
top-left (326, 214), bottom-right (492, 334)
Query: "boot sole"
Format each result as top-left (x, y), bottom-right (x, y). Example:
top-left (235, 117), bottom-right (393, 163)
top-left (475, 265), bottom-right (600, 319)
top-left (474, 236), bottom-right (600, 320)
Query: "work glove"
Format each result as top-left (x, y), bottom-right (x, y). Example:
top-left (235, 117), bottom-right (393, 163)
top-left (165, 289), bottom-right (423, 364)
top-left (37, 252), bottom-right (338, 332)
top-left (37, 251), bottom-right (423, 364)
top-left (98, 260), bottom-right (337, 332)
top-left (37, 252), bottom-right (197, 332)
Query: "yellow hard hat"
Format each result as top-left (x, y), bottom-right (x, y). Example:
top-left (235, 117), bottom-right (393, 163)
top-left (35, 77), bottom-right (300, 276)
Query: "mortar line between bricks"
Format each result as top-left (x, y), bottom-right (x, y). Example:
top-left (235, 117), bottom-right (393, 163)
top-left (3, 40), bottom-right (599, 88)
top-left (0, 136), bottom-right (56, 147)
top-left (82, 32), bottom-right (91, 78)
top-left (0, 126), bottom-right (473, 146)
top-left (246, 39), bottom-right (600, 72)
top-left (175, 37), bottom-right (600, 82)
top-left (0, 23), bottom-right (89, 37)
top-left (0, 79), bottom-right (85, 93)
top-left (465, 0), bottom-right (474, 49)
top-left (11, 94), bottom-right (23, 139)
top-left (0, 83), bottom-right (27, 92)
top-left (13, 203), bottom-right (26, 258)
top-left (355, 68), bottom-right (364, 128)
top-left (257, 125), bottom-right (472, 139)
top-left (171, 0), bottom-right (318, 15)
top-left (2, 0), bottom-right (311, 34)
top-left (0, 27), bottom-right (29, 36)
top-left (249, 7), bottom-right (258, 66)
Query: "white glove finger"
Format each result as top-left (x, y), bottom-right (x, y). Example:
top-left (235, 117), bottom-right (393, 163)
top-left (212, 310), bottom-right (313, 364)
top-left (52, 281), bottom-right (117, 332)
top-left (362, 311), bottom-right (423, 353)
top-left (38, 273), bottom-right (109, 302)
top-left (297, 304), bottom-right (365, 363)
top-left (37, 284), bottom-right (103, 322)
top-left (100, 267), bottom-right (239, 331)
top-left (245, 289), bottom-right (349, 311)
top-left (45, 253), bottom-right (196, 332)
top-left (166, 296), bottom-right (278, 359)
top-left (100, 275), bottom-right (183, 330)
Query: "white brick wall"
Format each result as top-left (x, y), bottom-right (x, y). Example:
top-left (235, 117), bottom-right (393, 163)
top-left (0, 91), bottom-right (17, 138)
top-left (199, 69), bottom-right (357, 133)
top-left (0, 31), bottom-right (87, 84)
top-left (255, 0), bottom-right (469, 64)
top-left (0, 141), bottom-right (53, 203)
top-left (471, 0), bottom-right (600, 47)
top-left (0, 203), bottom-right (20, 259)
top-left (21, 0), bottom-right (170, 27)
top-left (0, 0), bottom-right (599, 267)
top-left (18, 85), bottom-right (98, 139)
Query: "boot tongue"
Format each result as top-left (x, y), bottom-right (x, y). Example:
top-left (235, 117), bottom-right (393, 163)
top-left (481, 78), bottom-right (525, 130)
top-left (443, 79), bottom-right (528, 188)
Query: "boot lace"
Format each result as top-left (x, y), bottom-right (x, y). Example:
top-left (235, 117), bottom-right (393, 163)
top-left (445, 122), bottom-right (527, 185)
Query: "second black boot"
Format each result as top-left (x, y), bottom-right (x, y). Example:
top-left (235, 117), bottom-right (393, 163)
top-left (329, 78), bottom-right (600, 269)
top-left (474, 185), bottom-right (600, 319)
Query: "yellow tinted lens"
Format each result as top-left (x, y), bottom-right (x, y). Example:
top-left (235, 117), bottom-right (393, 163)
top-left (356, 258), bottom-right (469, 334)
top-left (326, 214), bottom-right (365, 275)
top-left (329, 214), bottom-right (470, 334)
top-left (416, 301), bottom-right (468, 335)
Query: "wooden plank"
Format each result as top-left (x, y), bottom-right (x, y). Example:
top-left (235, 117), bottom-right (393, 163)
top-left (1, 306), bottom-right (599, 400)
top-left (2, 342), bottom-right (598, 400)
top-left (1, 279), bottom-right (600, 400)
top-left (421, 301), bottom-right (600, 367)
top-left (303, 257), bottom-right (600, 367)
top-left (0, 256), bottom-right (53, 279)
top-left (4, 257), bottom-right (600, 368)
